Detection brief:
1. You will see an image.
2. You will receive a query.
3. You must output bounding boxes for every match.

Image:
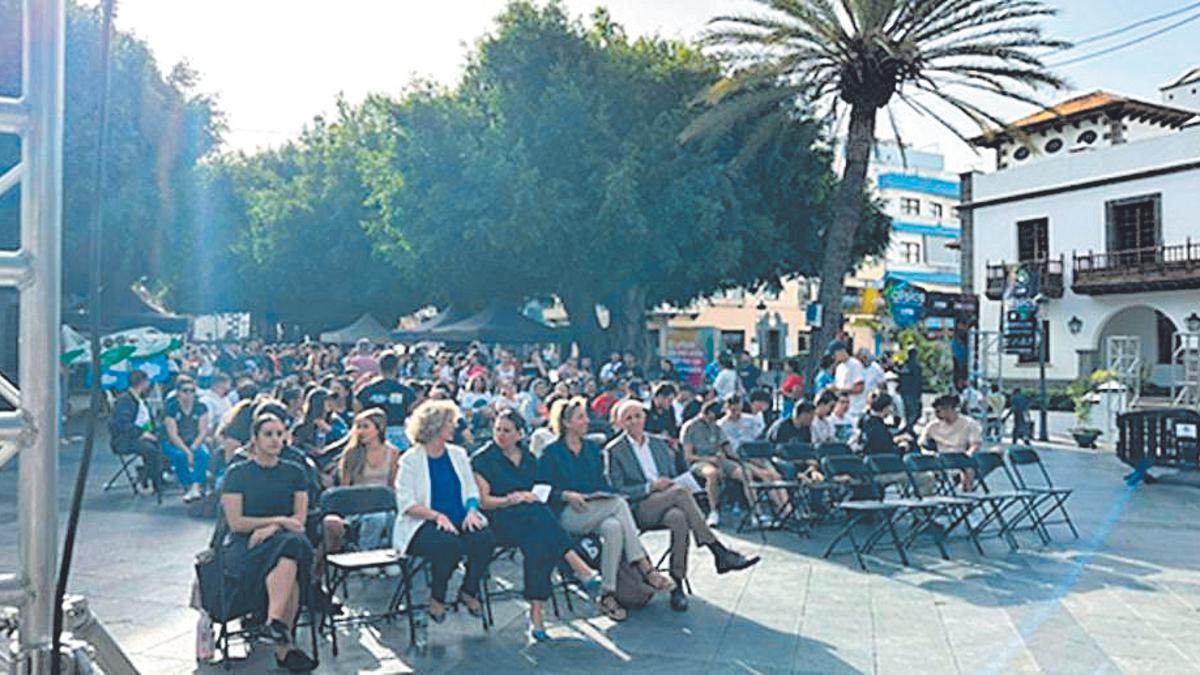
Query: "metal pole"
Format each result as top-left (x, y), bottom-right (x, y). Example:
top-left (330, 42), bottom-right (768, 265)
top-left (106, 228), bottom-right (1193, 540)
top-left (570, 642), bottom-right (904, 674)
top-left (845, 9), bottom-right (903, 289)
top-left (18, 0), bottom-right (65, 671)
top-left (1038, 315), bottom-right (1049, 442)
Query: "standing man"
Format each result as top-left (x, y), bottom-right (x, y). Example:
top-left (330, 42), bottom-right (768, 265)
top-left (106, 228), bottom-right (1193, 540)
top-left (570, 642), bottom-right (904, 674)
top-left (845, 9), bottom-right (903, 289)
top-left (607, 400), bottom-right (759, 612)
top-left (343, 338), bottom-right (380, 380)
top-left (897, 347), bottom-right (923, 432)
top-left (829, 341), bottom-right (866, 422)
top-left (737, 351), bottom-right (761, 392)
top-left (108, 370), bottom-right (165, 496)
top-left (356, 351), bottom-right (417, 449)
top-left (858, 348), bottom-right (887, 396)
top-left (712, 354), bottom-right (743, 401)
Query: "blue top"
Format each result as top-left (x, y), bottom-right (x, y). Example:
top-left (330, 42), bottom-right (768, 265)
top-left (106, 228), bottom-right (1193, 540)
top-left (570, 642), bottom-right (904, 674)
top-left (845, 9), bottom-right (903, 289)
top-left (427, 452), bottom-right (466, 525)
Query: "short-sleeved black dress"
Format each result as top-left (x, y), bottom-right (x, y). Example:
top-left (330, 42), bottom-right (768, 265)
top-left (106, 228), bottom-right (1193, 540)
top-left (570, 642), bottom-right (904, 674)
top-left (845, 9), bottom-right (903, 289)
top-left (471, 442), bottom-right (573, 561)
top-left (222, 458), bottom-right (314, 609)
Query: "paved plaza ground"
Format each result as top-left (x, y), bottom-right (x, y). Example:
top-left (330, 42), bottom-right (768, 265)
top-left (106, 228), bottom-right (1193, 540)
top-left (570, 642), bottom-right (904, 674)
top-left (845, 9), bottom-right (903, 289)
top-left (2, 422), bottom-right (1199, 674)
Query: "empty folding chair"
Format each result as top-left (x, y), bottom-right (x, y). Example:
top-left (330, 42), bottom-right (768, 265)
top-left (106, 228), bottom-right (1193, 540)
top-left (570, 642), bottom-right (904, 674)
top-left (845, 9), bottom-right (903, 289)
top-left (1004, 446), bottom-right (1079, 540)
top-left (971, 452), bottom-right (1049, 545)
top-left (863, 454), bottom-right (950, 561)
top-left (935, 453), bottom-right (1017, 551)
top-left (903, 454), bottom-right (984, 555)
top-left (820, 455), bottom-right (910, 570)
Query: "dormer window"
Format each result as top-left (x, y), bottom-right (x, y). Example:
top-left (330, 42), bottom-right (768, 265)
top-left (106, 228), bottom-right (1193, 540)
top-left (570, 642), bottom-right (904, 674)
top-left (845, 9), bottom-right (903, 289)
top-left (1014, 146), bottom-right (1031, 161)
top-left (1045, 138), bottom-right (1063, 154)
top-left (1077, 130), bottom-right (1098, 145)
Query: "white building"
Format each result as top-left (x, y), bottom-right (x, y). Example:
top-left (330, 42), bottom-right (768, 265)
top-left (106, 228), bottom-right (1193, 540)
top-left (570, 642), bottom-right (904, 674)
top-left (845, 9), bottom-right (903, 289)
top-left (961, 77), bottom-right (1200, 386)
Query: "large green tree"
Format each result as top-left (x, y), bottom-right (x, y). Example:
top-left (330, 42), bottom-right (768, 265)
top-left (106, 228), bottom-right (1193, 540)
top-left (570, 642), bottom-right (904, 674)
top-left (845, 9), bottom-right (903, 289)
top-left (363, 1), bottom-right (889, 357)
top-left (0, 0), bottom-right (223, 313)
top-left (687, 0), bottom-right (1067, 358)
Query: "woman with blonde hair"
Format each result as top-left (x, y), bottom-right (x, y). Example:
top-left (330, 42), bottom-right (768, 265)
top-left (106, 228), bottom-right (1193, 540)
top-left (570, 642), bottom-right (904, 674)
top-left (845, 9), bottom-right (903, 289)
top-left (394, 400), bottom-right (496, 624)
top-left (321, 409), bottom-right (400, 557)
top-left (538, 397), bottom-right (675, 621)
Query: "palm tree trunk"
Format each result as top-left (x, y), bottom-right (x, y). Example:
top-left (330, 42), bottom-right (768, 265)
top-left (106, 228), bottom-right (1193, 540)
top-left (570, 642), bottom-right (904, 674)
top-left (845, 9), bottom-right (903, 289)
top-left (811, 104), bottom-right (877, 367)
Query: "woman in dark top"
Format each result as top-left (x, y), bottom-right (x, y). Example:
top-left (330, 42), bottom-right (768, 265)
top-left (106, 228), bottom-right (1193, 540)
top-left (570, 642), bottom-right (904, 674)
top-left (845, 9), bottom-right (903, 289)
top-left (472, 411), bottom-right (600, 641)
top-left (220, 413), bottom-right (316, 672)
top-left (539, 397), bottom-right (675, 622)
top-left (292, 388), bottom-right (339, 467)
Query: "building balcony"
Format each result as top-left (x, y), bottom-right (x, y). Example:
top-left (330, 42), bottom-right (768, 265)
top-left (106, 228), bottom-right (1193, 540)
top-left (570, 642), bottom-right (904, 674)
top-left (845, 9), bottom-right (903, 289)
top-left (1072, 241), bottom-right (1200, 295)
top-left (984, 256), bottom-right (1064, 300)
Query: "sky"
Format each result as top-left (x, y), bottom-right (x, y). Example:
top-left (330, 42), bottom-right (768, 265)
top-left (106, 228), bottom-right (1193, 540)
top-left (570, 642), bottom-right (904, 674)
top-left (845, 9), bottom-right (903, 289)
top-left (99, 0), bottom-right (1200, 173)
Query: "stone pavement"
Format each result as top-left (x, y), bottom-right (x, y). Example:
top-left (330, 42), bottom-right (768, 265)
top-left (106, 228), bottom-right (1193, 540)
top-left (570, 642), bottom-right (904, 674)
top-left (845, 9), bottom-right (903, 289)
top-left (1, 428), bottom-right (1199, 674)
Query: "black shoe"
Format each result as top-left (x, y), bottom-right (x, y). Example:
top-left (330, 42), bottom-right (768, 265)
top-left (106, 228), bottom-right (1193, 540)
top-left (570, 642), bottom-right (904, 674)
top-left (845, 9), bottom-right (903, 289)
top-left (669, 587), bottom-right (689, 612)
top-left (258, 619), bottom-right (292, 647)
top-left (275, 648), bottom-right (318, 672)
top-left (713, 547), bottom-right (760, 575)
top-left (135, 465), bottom-right (150, 489)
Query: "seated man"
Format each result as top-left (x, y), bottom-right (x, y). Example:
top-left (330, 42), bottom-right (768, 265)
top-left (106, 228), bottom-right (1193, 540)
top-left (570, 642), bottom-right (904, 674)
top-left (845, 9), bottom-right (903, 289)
top-left (766, 401), bottom-right (815, 445)
top-left (679, 400), bottom-right (743, 528)
top-left (920, 394), bottom-right (983, 489)
top-left (718, 394), bottom-right (788, 518)
top-left (108, 370), bottom-right (166, 495)
top-left (606, 401), bottom-right (759, 612)
top-left (810, 391), bottom-right (839, 445)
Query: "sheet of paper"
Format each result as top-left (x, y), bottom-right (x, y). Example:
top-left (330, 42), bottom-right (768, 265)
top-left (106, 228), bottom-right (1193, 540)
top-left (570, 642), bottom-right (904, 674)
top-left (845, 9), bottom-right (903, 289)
top-left (532, 484), bottom-right (552, 503)
top-left (672, 470), bottom-right (703, 494)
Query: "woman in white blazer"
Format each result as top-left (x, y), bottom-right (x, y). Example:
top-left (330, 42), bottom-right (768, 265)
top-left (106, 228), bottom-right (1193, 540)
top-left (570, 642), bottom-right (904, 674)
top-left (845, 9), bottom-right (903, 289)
top-left (394, 400), bottom-right (496, 623)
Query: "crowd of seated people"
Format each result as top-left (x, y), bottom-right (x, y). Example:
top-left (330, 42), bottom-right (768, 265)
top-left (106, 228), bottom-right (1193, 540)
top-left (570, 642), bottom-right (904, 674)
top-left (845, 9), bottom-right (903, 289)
top-left (99, 336), bottom-right (1007, 669)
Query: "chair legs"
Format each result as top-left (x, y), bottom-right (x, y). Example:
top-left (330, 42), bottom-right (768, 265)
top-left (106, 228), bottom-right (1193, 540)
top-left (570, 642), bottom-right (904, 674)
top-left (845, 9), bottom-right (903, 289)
top-left (102, 455), bottom-right (141, 494)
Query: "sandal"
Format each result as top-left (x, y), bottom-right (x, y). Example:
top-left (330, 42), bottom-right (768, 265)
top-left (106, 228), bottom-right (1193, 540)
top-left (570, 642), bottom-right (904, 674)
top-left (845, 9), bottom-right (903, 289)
top-left (457, 591), bottom-right (484, 618)
top-left (643, 569), bottom-right (677, 593)
top-left (598, 593), bottom-right (627, 622)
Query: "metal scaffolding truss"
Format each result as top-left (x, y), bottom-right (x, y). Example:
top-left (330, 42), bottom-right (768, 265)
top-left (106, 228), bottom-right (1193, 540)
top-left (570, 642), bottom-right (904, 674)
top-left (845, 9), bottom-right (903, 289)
top-left (969, 329), bottom-right (1003, 389)
top-left (1105, 336), bottom-right (1142, 410)
top-left (1173, 332), bottom-right (1200, 408)
top-left (0, 0), bottom-right (66, 672)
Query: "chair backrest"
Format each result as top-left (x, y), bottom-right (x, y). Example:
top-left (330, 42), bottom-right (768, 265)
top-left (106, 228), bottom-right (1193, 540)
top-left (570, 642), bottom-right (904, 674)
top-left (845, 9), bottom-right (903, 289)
top-left (816, 442), bottom-right (852, 459)
top-left (820, 454), bottom-right (868, 481)
top-left (904, 453), bottom-right (950, 495)
top-left (319, 485), bottom-right (397, 518)
top-left (777, 442), bottom-right (816, 463)
top-left (971, 451), bottom-right (1015, 493)
top-left (1005, 445), bottom-right (1054, 489)
top-left (738, 440), bottom-right (777, 461)
top-left (864, 453), bottom-right (906, 477)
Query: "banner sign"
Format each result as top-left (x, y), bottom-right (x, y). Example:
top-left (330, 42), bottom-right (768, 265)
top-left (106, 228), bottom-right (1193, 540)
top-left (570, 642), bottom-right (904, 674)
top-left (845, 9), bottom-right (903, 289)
top-left (665, 327), bottom-right (715, 388)
top-left (883, 280), bottom-right (927, 328)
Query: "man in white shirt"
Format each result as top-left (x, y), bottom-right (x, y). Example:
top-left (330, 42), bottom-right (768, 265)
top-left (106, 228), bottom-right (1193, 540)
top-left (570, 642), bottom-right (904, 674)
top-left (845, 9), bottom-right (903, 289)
top-left (712, 354), bottom-right (743, 402)
top-left (199, 372), bottom-right (234, 435)
top-left (858, 348), bottom-right (887, 395)
top-left (829, 341), bottom-right (866, 420)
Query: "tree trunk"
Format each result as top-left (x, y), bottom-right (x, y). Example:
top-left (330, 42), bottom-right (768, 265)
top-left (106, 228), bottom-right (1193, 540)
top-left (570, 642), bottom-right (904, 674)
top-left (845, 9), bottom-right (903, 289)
top-left (612, 284), bottom-right (648, 365)
top-left (561, 290), bottom-right (607, 361)
top-left (809, 104), bottom-right (877, 371)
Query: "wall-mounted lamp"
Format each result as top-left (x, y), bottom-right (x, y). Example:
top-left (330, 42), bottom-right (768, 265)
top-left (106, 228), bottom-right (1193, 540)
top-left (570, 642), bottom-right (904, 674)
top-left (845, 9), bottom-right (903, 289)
top-left (1067, 315), bottom-right (1083, 335)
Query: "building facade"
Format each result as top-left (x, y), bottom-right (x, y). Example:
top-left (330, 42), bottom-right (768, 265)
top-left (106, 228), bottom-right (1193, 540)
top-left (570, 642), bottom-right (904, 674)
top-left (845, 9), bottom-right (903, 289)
top-left (962, 76), bottom-right (1200, 386)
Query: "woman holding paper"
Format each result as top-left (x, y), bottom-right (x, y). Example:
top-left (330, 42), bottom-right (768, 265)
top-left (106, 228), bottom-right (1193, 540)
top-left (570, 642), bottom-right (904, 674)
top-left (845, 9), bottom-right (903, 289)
top-left (472, 410), bottom-right (602, 640)
top-left (538, 397), bottom-right (676, 621)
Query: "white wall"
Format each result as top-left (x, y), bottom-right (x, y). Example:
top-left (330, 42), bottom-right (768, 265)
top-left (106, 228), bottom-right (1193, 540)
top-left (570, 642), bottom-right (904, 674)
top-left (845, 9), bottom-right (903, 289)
top-left (1163, 80), bottom-right (1200, 114)
top-left (970, 126), bottom-right (1200, 380)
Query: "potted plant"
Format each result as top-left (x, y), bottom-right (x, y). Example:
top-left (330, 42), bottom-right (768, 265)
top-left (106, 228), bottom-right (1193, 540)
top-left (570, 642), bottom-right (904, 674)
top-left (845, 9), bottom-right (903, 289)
top-left (1067, 370), bottom-right (1116, 448)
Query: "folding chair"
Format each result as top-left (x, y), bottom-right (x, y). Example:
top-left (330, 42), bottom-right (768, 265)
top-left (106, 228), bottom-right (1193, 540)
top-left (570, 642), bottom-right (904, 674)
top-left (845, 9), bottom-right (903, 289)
top-left (1004, 446), bottom-right (1079, 540)
top-left (102, 449), bottom-right (143, 495)
top-left (734, 441), bottom-right (804, 539)
top-left (815, 442), bottom-right (852, 460)
top-left (319, 485), bottom-right (426, 655)
top-left (935, 453), bottom-right (1019, 552)
top-left (863, 454), bottom-right (951, 561)
top-left (971, 452), bottom-right (1049, 545)
top-left (776, 442), bottom-right (835, 525)
top-left (819, 455), bottom-right (910, 570)
top-left (198, 514), bottom-right (321, 670)
top-left (902, 454), bottom-right (984, 555)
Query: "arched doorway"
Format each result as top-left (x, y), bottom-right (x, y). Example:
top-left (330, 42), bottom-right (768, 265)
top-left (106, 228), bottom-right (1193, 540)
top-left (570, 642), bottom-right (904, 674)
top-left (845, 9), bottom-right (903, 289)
top-left (1096, 306), bottom-right (1179, 388)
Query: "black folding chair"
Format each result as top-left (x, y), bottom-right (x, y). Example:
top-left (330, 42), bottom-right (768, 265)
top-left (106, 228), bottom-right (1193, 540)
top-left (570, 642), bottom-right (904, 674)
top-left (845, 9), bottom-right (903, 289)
top-left (734, 441), bottom-right (804, 538)
top-left (481, 540), bottom-right (579, 629)
top-left (815, 442), bottom-right (852, 460)
top-left (319, 486), bottom-right (427, 655)
top-left (776, 442), bottom-right (836, 524)
top-left (901, 454), bottom-right (984, 555)
top-left (1005, 446), bottom-right (1079, 540)
top-left (102, 449), bottom-right (143, 495)
top-left (819, 455), bottom-right (910, 570)
top-left (972, 451), bottom-right (1049, 545)
top-left (198, 514), bottom-right (321, 670)
top-left (863, 454), bottom-right (951, 561)
top-left (935, 453), bottom-right (1019, 552)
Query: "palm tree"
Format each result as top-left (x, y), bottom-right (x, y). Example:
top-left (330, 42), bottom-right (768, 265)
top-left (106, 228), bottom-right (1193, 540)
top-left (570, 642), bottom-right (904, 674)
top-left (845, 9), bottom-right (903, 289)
top-left (684, 0), bottom-right (1068, 361)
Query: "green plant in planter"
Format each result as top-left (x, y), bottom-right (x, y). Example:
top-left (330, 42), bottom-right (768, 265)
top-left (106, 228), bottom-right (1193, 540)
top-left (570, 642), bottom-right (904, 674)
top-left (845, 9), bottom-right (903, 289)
top-left (893, 328), bottom-right (952, 393)
top-left (1067, 369), bottom-right (1118, 433)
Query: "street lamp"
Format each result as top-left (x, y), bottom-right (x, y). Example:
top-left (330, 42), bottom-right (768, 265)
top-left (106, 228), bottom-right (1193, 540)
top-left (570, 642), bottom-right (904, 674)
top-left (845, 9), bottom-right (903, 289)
top-left (1067, 315), bottom-right (1083, 335)
top-left (1187, 312), bottom-right (1200, 333)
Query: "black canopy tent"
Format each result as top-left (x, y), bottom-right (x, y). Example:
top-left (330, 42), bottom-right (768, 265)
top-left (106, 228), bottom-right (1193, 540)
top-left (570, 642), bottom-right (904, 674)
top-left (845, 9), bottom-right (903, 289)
top-left (422, 304), bottom-right (560, 344)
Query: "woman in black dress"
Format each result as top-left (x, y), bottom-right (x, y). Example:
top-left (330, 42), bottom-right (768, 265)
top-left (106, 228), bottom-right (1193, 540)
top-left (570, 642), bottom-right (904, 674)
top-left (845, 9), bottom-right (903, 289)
top-left (471, 411), bottom-right (601, 641)
top-left (220, 413), bottom-right (316, 672)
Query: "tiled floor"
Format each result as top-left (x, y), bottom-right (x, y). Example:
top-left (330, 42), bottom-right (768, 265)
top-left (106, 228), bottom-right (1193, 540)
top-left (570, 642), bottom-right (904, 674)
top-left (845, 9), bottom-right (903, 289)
top-left (2, 431), bottom-right (1198, 674)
